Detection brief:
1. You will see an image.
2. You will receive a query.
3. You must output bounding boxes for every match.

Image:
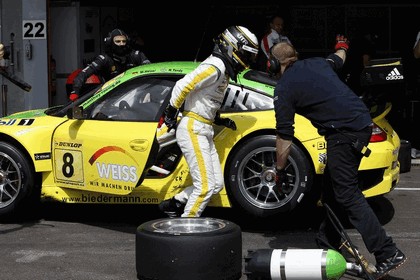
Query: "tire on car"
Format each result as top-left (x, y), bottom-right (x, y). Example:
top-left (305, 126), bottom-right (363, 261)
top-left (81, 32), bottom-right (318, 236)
top-left (0, 141), bottom-right (36, 218)
top-left (136, 217), bottom-right (242, 280)
top-left (226, 135), bottom-right (314, 218)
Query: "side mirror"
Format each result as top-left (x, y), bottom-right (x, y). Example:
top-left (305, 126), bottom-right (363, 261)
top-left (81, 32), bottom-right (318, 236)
top-left (66, 106), bottom-right (85, 120)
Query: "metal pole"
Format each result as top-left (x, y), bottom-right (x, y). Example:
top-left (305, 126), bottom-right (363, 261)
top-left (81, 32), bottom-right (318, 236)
top-left (2, 84), bottom-right (7, 117)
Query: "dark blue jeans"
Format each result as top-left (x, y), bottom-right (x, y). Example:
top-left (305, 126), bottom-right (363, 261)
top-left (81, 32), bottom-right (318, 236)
top-left (318, 125), bottom-right (396, 263)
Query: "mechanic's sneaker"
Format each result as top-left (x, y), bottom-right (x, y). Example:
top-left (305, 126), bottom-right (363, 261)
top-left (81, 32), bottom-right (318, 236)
top-left (374, 248), bottom-right (407, 279)
top-left (158, 197), bottom-right (184, 218)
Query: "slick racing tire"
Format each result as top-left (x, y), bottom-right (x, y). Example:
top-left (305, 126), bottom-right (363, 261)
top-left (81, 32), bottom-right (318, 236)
top-left (0, 141), bottom-right (35, 218)
top-left (226, 135), bottom-right (314, 218)
top-left (136, 217), bottom-right (242, 280)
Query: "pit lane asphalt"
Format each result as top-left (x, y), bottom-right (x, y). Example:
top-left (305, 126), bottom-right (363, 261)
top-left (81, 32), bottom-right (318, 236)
top-left (1, 166), bottom-right (419, 280)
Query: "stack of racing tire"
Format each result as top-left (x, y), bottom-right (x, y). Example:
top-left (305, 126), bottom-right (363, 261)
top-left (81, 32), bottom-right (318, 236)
top-left (136, 217), bottom-right (242, 280)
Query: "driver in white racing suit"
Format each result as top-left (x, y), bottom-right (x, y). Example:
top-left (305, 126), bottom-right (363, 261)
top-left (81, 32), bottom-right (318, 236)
top-left (159, 26), bottom-right (259, 217)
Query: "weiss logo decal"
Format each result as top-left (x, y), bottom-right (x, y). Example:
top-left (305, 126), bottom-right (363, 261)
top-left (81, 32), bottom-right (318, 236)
top-left (96, 162), bottom-right (137, 182)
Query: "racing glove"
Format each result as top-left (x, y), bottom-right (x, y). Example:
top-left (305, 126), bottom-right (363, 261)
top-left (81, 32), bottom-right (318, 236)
top-left (69, 91), bottom-right (79, 102)
top-left (214, 113), bottom-right (237, 130)
top-left (164, 104), bottom-right (179, 132)
top-left (335, 34), bottom-right (349, 52)
top-left (275, 168), bottom-right (291, 194)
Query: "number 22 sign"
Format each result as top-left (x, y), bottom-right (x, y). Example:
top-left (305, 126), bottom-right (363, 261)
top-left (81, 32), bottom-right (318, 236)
top-left (22, 20), bottom-right (46, 39)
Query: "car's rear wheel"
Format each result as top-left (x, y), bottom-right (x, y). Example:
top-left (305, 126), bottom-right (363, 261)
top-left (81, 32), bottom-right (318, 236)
top-left (0, 142), bottom-right (35, 218)
top-left (136, 217), bottom-right (242, 280)
top-left (226, 135), bottom-right (313, 218)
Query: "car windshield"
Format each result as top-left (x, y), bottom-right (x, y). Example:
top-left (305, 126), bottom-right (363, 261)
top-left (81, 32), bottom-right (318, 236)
top-left (84, 77), bottom-right (175, 122)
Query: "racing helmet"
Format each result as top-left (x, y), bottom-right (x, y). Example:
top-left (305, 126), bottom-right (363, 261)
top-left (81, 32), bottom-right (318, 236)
top-left (104, 28), bottom-right (130, 56)
top-left (215, 26), bottom-right (259, 72)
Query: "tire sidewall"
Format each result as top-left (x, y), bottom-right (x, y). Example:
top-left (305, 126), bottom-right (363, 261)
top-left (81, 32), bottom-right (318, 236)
top-left (136, 217), bottom-right (242, 280)
top-left (0, 142), bottom-right (34, 216)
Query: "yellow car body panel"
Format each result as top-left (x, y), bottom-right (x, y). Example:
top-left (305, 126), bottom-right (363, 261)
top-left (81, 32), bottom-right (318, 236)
top-left (39, 107), bottom-right (399, 204)
top-left (49, 120), bottom-right (158, 195)
top-left (0, 114), bottom-right (66, 171)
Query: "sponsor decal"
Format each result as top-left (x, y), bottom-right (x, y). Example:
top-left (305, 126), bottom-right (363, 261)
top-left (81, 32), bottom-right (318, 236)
top-left (0, 118), bottom-right (34, 126)
top-left (34, 152), bottom-right (51, 160)
top-left (89, 146), bottom-right (139, 183)
top-left (56, 141), bottom-right (83, 148)
top-left (88, 146), bottom-right (138, 165)
top-left (95, 162), bottom-right (137, 182)
top-left (18, 119), bottom-right (34, 126)
top-left (386, 67), bottom-right (404, 80)
top-left (318, 153), bottom-right (327, 164)
top-left (317, 141), bottom-right (326, 150)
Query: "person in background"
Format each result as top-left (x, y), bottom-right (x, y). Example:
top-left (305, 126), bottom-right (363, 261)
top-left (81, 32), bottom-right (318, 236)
top-left (414, 31), bottom-right (420, 59)
top-left (270, 36), bottom-right (407, 279)
top-left (158, 26), bottom-right (259, 218)
top-left (69, 28), bottom-right (150, 101)
top-left (257, 15), bottom-right (292, 72)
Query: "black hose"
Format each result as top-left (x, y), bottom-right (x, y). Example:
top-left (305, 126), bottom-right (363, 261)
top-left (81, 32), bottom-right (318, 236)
top-left (323, 203), bottom-right (376, 280)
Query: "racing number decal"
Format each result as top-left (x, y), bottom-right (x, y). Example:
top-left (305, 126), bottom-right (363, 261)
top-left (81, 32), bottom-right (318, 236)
top-left (62, 152), bottom-right (75, 177)
top-left (54, 148), bottom-right (84, 184)
top-left (22, 20), bottom-right (47, 39)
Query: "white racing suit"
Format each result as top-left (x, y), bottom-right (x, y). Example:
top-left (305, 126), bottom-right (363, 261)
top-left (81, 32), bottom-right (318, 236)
top-left (169, 55), bottom-right (229, 217)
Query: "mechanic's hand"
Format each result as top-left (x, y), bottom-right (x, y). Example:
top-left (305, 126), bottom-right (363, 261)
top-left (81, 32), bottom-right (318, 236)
top-left (218, 117), bottom-right (237, 130)
top-left (335, 34), bottom-right (349, 52)
top-left (275, 168), bottom-right (290, 194)
top-left (164, 104), bottom-right (179, 132)
top-left (214, 112), bottom-right (237, 130)
top-left (69, 91), bottom-right (79, 102)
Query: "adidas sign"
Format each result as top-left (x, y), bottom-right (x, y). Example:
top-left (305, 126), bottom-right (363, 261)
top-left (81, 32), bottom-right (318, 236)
top-left (386, 67), bottom-right (404, 80)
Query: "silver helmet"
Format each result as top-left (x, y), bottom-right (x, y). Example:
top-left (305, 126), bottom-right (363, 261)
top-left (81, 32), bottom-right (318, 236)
top-left (215, 26), bottom-right (259, 72)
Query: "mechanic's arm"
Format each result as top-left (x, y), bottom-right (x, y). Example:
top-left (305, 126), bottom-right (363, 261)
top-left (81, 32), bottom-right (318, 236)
top-left (326, 35), bottom-right (349, 71)
top-left (273, 84), bottom-right (295, 170)
top-left (276, 135), bottom-right (291, 170)
top-left (139, 51), bottom-right (151, 64)
top-left (72, 67), bottom-right (97, 96)
top-left (335, 49), bottom-right (347, 63)
top-left (414, 31), bottom-right (420, 59)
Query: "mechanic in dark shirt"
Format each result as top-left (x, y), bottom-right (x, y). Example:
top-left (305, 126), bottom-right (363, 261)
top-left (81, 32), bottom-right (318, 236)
top-left (270, 36), bottom-right (406, 279)
top-left (70, 28), bottom-right (150, 101)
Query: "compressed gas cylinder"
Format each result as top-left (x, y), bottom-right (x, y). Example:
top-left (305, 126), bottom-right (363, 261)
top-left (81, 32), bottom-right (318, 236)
top-left (244, 248), bottom-right (348, 280)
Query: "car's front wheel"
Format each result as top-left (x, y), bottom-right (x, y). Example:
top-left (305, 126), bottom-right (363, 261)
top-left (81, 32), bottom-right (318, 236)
top-left (0, 141), bottom-right (35, 218)
top-left (226, 135), bottom-right (313, 218)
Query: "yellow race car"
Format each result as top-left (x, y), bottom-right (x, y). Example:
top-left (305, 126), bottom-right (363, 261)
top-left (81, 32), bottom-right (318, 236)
top-left (0, 61), bottom-right (400, 219)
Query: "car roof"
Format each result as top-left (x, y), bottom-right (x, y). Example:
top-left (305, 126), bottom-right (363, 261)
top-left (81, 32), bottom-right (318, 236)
top-left (126, 61), bottom-right (278, 90)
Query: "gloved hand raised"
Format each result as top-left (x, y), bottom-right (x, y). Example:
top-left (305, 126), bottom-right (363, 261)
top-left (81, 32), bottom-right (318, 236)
top-left (214, 113), bottom-right (237, 130)
top-left (69, 91), bottom-right (79, 102)
top-left (335, 34), bottom-right (349, 52)
top-left (164, 104), bottom-right (179, 132)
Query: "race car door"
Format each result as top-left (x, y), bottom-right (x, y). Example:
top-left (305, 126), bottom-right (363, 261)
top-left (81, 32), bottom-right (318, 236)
top-left (51, 77), bottom-right (174, 195)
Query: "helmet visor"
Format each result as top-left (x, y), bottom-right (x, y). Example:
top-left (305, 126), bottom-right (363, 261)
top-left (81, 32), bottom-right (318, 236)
top-left (234, 46), bottom-right (258, 69)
